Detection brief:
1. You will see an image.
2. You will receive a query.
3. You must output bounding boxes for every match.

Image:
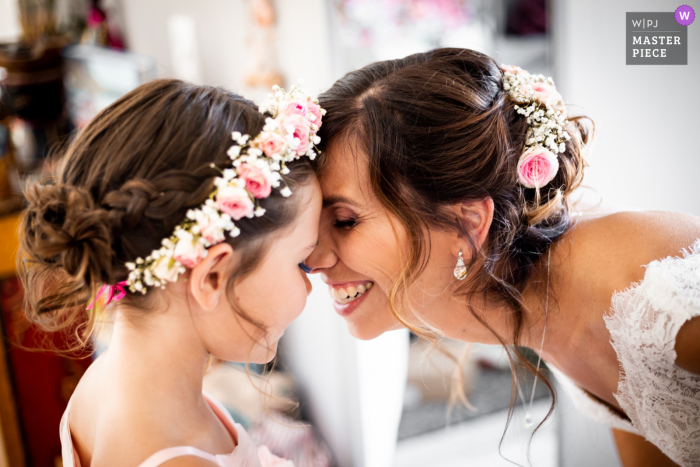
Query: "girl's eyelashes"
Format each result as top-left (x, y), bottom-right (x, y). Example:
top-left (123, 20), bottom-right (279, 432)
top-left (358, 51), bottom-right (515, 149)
top-left (299, 262), bottom-right (313, 274)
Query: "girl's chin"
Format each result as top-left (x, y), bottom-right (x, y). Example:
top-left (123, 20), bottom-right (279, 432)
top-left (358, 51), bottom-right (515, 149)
top-left (247, 339), bottom-right (280, 364)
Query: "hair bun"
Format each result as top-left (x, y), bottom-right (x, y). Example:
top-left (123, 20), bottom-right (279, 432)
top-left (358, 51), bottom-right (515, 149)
top-left (23, 182), bottom-right (115, 285)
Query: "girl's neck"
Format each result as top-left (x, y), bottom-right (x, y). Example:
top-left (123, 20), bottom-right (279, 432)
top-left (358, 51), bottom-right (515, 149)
top-left (103, 301), bottom-right (210, 404)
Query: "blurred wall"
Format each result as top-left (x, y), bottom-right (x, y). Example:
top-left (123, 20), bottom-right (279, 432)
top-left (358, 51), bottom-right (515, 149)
top-left (552, 0), bottom-right (700, 216)
top-left (118, 0), bottom-right (333, 97)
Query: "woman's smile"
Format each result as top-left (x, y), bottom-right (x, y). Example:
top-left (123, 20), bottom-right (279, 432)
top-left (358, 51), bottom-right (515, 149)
top-left (321, 277), bottom-right (375, 315)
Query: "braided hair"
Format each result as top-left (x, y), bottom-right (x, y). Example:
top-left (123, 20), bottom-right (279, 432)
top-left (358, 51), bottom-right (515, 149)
top-left (19, 79), bottom-right (314, 344)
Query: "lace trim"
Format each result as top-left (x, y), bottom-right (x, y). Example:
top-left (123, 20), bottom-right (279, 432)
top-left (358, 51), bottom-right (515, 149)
top-left (605, 239), bottom-right (700, 466)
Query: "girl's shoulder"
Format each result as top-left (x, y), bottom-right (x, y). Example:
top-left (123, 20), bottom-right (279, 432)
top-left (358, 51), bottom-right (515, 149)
top-left (67, 359), bottom-right (235, 467)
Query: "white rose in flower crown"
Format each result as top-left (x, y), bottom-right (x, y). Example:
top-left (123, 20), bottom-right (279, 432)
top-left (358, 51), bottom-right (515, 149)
top-left (199, 216), bottom-right (226, 245)
top-left (152, 257), bottom-right (179, 283)
top-left (174, 237), bottom-right (205, 269)
top-left (216, 185), bottom-right (254, 220)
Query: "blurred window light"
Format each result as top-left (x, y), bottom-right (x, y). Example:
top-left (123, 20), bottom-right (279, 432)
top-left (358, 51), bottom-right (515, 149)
top-left (63, 45), bottom-right (156, 129)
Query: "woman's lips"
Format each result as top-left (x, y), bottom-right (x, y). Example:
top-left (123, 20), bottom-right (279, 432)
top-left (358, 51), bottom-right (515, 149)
top-left (332, 285), bottom-right (372, 317)
top-left (326, 280), bottom-right (374, 317)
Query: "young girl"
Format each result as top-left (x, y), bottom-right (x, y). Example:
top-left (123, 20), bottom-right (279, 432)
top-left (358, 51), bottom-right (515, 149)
top-left (19, 79), bottom-right (323, 466)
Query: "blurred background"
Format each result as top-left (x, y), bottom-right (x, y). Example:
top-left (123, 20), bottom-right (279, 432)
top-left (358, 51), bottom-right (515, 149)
top-left (0, 0), bottom-right (697, 466)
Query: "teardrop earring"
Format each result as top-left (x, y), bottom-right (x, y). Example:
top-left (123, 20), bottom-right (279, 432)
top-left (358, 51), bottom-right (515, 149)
top-left (454, 252), bottom-right (467, 280)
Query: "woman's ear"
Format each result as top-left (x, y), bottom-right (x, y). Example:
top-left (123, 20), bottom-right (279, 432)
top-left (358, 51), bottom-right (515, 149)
top-left (188, 243), bottom-right (238, 311)
top-left (450, 198), bottom-right (495, 252)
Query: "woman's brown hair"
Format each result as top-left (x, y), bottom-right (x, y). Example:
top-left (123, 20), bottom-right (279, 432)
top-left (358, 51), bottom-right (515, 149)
top-left (19, 79), bottom-right (314, 351)
top-left (315, 48), bottom-right (593, 440)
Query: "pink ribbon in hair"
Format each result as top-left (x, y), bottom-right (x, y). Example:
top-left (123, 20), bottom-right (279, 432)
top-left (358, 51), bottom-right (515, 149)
top-left (87, 281), bottom-right (128, 310)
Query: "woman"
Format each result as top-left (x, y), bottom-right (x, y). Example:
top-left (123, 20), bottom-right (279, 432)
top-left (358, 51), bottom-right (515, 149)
top-left (305, 48), bottom-right (700, 466)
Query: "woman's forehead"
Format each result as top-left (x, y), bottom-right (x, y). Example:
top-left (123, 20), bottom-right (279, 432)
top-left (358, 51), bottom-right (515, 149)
top-left (319, 142), bottom-right (372, 205)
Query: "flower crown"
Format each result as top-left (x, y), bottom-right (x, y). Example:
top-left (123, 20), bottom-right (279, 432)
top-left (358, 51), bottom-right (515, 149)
top-left (501, 64), bottom-right (571, 189)
top-left (122, 84), bottom-right (325, 295)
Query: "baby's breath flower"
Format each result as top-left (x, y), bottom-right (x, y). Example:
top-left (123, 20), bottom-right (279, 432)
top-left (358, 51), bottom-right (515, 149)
top-left (124, 84), bottom-right (324, 294)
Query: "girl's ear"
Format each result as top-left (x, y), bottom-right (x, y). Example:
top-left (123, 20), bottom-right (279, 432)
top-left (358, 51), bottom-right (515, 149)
top-left (448, 198), bottom-right (495, 255)
top-left (189, 243), bottom-right (238, 311)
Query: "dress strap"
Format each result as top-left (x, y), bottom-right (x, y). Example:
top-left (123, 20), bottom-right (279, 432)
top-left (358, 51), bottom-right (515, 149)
top-left (138, 446), bottom-right (218, 467)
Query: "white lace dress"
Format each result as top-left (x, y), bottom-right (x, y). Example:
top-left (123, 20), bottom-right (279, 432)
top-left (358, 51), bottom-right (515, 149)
top-left (551, 240), bottom-right (700, 466)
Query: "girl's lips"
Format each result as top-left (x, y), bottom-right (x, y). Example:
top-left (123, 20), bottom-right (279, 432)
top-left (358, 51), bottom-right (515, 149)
top-left (333, 285), bottom-right (372, 317)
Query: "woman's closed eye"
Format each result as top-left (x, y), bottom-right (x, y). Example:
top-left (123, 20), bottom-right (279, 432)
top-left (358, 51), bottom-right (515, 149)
top-left (333, 217), bottom-right (358, 230)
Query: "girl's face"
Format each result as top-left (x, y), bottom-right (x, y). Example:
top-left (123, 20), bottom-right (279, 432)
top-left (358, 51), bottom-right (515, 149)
top-left (306, 142), bottom-right (461, 340)
top-left (194, 179), bottom-right (322, 363)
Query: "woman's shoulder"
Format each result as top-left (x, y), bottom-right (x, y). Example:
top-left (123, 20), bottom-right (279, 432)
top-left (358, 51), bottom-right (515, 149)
top-left (564, 210), bottom-right (700, 283)
top-left (574, 209), bottom-right (699, 253)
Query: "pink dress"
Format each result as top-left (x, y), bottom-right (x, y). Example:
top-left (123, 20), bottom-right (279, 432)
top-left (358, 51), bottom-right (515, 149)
top-left (60, 391), bottom-right (293, 467)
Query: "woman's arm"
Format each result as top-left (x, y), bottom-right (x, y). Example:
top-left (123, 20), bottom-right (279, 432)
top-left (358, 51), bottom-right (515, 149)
top-left (675, 315), bottom-right (700, 375)
top-left (612, 429), bottom-right (679, 467)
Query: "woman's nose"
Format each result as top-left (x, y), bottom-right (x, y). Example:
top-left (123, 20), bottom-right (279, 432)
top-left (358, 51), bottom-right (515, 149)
top-left (305, 228), bottom-right (337, 273)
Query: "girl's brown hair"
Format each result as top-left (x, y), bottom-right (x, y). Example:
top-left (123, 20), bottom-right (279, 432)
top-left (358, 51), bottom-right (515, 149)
top-left (19, 79), bottom-right (314, 350)
top-left (315, 48), bottom-right (593, 438)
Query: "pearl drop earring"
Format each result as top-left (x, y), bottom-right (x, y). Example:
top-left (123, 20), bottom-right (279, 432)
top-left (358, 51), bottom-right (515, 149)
top-left (454, 252), bottom-right (467, 280)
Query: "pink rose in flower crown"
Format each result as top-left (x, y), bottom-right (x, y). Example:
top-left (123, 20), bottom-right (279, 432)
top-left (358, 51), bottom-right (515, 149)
top-left (216, 185), bottom-right (254, 220)
top-left (258, 132), bottom-right (288, 158)
top-left (517, 146), bottom-right (559, 189)
top-left (281, 114), bottom-right (311, 155)
top-left (519, 82), bottom-right (563, 109)
top-left (238, 163), bottom-right (272, 199)
top-left (257, 445), bottom-right (294, 467)
top-left (501, 64), bottom-right (528, 75)
top-left (307, 102), bottom-right (323, 128)
top-left (285, 100), bottom-right (308, 117)
top-left (174, 237), bottom-right (205, 269)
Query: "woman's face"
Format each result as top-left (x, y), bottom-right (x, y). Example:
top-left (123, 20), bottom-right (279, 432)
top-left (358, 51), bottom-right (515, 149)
top-left (306, 140), bottom-right (462, 340)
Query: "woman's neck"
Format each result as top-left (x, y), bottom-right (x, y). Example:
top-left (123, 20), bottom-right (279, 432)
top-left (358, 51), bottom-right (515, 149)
top-left (445, 243), bottom-right (586, 357)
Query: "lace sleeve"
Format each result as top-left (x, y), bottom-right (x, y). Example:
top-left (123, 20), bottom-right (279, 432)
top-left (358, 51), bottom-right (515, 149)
top-left (605, 239), bottom-right (700, 466)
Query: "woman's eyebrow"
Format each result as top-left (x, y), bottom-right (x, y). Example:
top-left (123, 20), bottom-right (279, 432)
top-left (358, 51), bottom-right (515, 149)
top-left (322, 195), bottom-right (357, 208)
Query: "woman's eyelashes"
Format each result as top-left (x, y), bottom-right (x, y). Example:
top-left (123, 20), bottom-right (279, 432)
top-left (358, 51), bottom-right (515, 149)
top-left (299, 262), bottom-right (313, 274)
top-left (333, 217), bottom-right (358, 230)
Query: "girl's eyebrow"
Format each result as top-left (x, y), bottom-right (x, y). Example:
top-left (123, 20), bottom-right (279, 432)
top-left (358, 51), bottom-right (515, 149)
top-left (322, 195), bottom-right (357, 208)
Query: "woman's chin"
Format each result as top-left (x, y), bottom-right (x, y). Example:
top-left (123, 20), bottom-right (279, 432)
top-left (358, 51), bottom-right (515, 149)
top-left (345, 316), bottom-right (398, 341)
